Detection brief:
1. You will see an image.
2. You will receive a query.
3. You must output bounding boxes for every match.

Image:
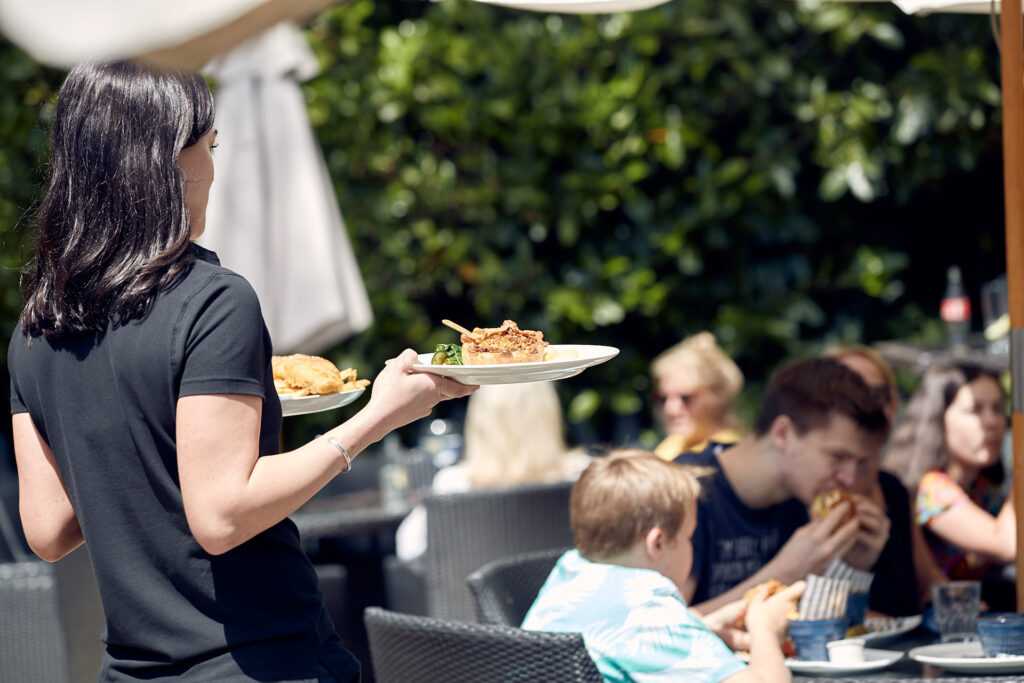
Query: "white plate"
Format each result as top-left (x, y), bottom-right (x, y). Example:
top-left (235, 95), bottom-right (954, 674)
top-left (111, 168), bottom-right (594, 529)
top-left (279, 388), bottom-right (365, 417)
top-left (413, 344), bottom-right (619, 385)
top-left (909, 641), bottom-right (1024, 674)
top-left (784, 648), bottom-right (903, 676)
top-left (472, 0), bottom-right (670, 13)
top-left (848, 615), bottom-right (922, 645)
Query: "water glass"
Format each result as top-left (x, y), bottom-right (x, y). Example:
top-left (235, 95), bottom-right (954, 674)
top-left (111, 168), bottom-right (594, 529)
top-left (379, 461), bottom-right (410, 510)
top-left (379, 435), bottom-right (411, 510)
top-left (932, 581), bottom-right (981, 642)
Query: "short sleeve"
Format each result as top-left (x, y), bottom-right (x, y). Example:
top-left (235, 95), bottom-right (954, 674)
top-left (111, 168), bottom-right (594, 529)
top-left (177, 274), bottom-right (268, 399)
top-left (9, 375), bottom-right (26, 414)
top-left (916, 471), bottom-right (969, 526)
top-left (8, 329), bottom-right (28, 414)
top-left (616, 593), bottom-right (746, 683)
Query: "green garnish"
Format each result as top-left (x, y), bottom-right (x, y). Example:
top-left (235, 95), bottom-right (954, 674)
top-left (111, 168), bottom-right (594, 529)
top-left (432, 343), bottom-right (463, 365)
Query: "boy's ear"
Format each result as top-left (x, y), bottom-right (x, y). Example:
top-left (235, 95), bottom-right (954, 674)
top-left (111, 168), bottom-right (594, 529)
top-left (768, 414), bottom-right (794, 453)
top-left (644, 527), bottom-right (665, 559)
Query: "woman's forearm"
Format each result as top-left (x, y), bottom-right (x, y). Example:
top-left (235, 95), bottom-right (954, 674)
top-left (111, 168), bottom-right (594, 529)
top-left (182, 402), bottom-right (390, 555)
top-left (178, 350), bottom-right (473, 556)
top-left (231, 408), bottom-right (389, 539)
top-left (13, 413), bottom-right (87, 562)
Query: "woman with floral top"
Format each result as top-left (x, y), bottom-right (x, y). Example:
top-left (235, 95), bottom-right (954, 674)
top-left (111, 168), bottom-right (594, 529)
top-left (885, 363), bottom-right (1014, 609)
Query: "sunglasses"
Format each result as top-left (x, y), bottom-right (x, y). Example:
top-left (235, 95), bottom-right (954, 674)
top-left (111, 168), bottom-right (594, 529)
top-left (652, 389), bottom-right (703, 406)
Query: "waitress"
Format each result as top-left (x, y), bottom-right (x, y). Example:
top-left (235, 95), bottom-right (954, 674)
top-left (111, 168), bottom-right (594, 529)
top-left (9, 61), bottom-right (474, 682)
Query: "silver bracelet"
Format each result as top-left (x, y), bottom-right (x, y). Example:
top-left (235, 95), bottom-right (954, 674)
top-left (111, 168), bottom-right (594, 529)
top-left (321, 435), bottom-right (353, 473)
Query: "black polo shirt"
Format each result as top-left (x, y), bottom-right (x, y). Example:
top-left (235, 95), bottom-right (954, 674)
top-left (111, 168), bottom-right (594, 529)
top-left (9, 244), bottom-right (358, 682)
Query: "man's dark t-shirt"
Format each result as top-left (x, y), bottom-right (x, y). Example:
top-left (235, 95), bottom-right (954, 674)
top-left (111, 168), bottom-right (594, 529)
top-left (676, 445), bottom-right (808, 606)
top-left (8, 245), bottom-right (358, 682)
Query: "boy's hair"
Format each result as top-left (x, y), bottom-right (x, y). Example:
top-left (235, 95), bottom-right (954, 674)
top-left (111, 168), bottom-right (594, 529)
top-left (754, 357), bottom-right (890, 438)
top-left (571, 450), bottom-right (702, 560)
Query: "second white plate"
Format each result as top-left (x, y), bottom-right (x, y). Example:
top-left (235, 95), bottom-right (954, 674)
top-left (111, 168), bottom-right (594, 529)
top-left (785, 648), bottom-right (903, 676)
top-left (909, 641), bottom-right (1024, 674)
top-left (279, 388), bottom-right (366, 417)
top-left (413, 344), bottom-right (619, 385)
top-left (849, 615), bottom-right (922, 645)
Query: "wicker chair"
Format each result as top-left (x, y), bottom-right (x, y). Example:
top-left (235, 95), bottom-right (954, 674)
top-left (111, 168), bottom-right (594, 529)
top-left (388, 481), bottom-right (573, 621)
top-left (467, 548), bottom-right (566, 626)
top-left (364, 607), bottom-right (602, 683)
top-left (0, 494), bottom-right (105, 683)
top-left (0, 562), bottom-right (71, 682)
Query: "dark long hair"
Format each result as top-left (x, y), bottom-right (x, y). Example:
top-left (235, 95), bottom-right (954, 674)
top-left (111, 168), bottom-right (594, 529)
top-left (20, 61), bottom-right (214, 338)
top-left (884, 363), bottom-right (1006, 490)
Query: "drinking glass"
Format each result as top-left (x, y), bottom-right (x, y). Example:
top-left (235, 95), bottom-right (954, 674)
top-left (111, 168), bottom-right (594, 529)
top-left (379, 435), bottom-right (411, 510)
top-left (932, 581), bottom-right (981, 642)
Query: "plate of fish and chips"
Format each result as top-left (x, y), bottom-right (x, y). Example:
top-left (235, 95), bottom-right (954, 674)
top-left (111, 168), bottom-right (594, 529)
top-left (413, 319), bottom-right (619, 385)
top-left (273, 354), bottom-right (371, 417)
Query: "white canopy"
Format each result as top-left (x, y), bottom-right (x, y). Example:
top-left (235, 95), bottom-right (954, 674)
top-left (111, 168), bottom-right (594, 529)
top-left (0, 0), bottom-right (333, 70)
top-left (894, 1), bottom-right (996, 12)
top-left (200, 23), bottom-right (373, 353)
top-left (0, 0), bottom-right (1001, 70)
top-left (831, 0), bottom-right (997, 14)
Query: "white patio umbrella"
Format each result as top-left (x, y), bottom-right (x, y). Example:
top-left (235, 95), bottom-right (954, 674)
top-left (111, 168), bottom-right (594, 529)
top-left (200, 23), bottom-right (373, 354)
top-left (843, 0), bottom-right (998, 13)
top-left (0, 0), bottom-right (334, 70)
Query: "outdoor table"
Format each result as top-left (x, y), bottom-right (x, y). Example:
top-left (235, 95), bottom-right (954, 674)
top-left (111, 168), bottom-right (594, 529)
top-left (795, 627), bottom-right (1024, 682)
top-left (292, 489), bottom-right (414, 540)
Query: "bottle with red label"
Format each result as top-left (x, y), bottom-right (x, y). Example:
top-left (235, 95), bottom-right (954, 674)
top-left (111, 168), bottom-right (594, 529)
top-left (941, 266), bottom-right (971, 351)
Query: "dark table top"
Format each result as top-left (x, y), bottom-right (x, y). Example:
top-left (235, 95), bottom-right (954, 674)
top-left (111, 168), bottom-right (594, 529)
top-left (795, 628), bottom-right (1024, 682)
top-left (292, 489), bottom-right (414, 539)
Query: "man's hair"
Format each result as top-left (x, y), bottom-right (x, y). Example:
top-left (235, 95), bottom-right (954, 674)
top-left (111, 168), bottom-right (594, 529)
top-left (754, 357), bottom-right (890, 438)
top-left (571, 450), bottom-right (702, 560)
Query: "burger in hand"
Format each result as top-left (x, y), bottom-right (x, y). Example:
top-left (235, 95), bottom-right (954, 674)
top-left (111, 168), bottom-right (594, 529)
top-left (732, 580), bottom-right (799, 657)
top-left (810, 488), bottom-right (856, 524)
top-left (732, 580), bottom-right (799, 627)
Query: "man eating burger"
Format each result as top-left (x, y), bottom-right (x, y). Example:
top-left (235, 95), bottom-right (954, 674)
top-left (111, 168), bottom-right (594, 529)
top-left (676, 357), bottom-right (892, 617)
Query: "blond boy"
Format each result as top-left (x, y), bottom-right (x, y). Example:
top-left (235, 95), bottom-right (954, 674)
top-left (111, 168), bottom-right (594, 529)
top-left (522, 450), bottom-right (802, 683)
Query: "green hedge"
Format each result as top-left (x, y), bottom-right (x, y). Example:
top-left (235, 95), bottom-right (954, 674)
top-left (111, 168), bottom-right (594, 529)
top-left (0, 0), bottom-right (1008, 445)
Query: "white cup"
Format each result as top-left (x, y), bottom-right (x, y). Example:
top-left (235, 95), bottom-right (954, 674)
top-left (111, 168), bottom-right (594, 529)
top-left (827, 639), bottom-right (865, 664)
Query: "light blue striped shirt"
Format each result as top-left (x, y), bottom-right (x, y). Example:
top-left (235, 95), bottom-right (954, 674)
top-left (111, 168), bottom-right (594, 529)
top-left (522, 550), bottom-right (746, 683)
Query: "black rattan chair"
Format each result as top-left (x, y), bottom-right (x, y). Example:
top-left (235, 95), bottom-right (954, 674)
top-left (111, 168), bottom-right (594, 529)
top-left (0, 496), bottom-right (104, 683)
top-left (364, 607), bottom-right (602, 683)
top-left (388, 481), bottom-right (573, 621)
top-left (0, 562), bottom-right (71, 682)
top-left (467, 548), bottom-right (566, 626)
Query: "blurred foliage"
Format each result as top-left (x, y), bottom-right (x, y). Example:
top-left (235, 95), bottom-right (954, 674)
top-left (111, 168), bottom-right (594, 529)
top-left (0, 0), bottom-right (1011, 446)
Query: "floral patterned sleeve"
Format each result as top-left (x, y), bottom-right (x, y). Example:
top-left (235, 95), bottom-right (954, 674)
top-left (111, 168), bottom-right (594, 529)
top-left (916, 470), bottom-right (970, 526)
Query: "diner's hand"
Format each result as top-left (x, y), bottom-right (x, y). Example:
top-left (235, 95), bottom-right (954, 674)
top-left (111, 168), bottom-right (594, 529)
top-left (745, 580), bottom-right (806, 642)
top-left (767, 504), bottom-right (860, 584)
top-left (842, 494), bottom-right (891, 571)
top-left (700, 600), bottom-right (751, 652)
top-left (366, 349), bottom-right (477, 432)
